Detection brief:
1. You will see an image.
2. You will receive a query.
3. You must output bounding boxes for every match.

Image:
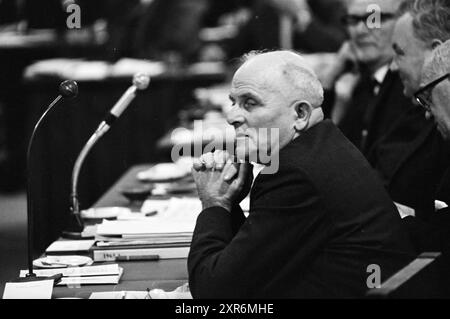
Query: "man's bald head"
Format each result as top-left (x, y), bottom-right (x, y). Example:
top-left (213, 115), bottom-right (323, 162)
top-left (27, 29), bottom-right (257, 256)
top-left (227, 50), bottom-right (325, 164)
top-left (234, 50), bottom-right (324, 109)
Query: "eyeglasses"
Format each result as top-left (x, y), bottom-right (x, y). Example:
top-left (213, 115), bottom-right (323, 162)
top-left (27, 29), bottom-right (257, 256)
top-left (414, 73), bottom-right (450, 112)
top-left (341, 13), bottom-right (396, 27)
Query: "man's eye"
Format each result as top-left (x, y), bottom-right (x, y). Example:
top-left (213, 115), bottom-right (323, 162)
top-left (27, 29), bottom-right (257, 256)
top-left (244, 98), bottom-right (257, 109)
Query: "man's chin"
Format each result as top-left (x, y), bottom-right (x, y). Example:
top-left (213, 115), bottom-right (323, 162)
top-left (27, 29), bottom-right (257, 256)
top-left (235, 147), bottom-right (250, 163)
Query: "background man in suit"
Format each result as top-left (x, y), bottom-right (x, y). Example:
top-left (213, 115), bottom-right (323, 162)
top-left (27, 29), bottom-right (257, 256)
top-left (391, 0), bottom-right (449, 98)
top-left (323, 0), bottom-right (413, 154)
top-left (368, 0), bottom-right (450, 227)
top-left (188, 50), bottom-right (414, 298)
top-left (401, 40), bottom-right (450, 252)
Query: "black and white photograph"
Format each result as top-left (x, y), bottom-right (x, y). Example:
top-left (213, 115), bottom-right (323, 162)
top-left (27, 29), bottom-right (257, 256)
top-left (0, 0), bottom-right (449, 308)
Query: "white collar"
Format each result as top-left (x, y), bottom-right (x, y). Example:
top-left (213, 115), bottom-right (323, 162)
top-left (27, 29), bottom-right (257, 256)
top-left (373, 65), bottom-right (390, 84)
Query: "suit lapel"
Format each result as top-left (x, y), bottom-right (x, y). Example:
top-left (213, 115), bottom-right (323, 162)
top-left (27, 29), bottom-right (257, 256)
top-left (364, 71), bottom-right (395, 134)
top-left (388, 120), bottom-right (436, 183)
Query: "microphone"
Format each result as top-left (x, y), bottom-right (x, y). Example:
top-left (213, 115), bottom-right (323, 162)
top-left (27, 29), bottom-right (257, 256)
top-left (63, 74), bottom-right (150, 238)
top-left (16, 80), bottom-right (78, 282)
top-left (95, 73), bottom-right (150, 139)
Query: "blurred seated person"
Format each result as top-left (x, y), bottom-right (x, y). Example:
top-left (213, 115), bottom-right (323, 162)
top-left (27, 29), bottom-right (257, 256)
top-left (188, 50), bottom-right (414, 298)
top-left (103, 0), bottom-right (209, 63)
top-left (131, 0), bottom-right (209, 63)
top-left (0, 0), bottom-right (66, 30)
top-left (201, 0), bottom-right (254, 28)
top-left (23, 0), bottom-right (66, 30)
top-left (227, 0), bottom-right (347, 58)
top-left (400, 40), bottom-right (450, 252)
top-left (321, 0), bottom-right (414, 152)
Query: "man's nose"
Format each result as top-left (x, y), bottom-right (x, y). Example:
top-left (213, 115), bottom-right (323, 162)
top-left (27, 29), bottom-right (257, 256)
top-left (351, 19), bottom-right (369, 34)
top-left (225, 107), bottom-right (245, 128)
top-left (356, 20), bottom-right (368, 32)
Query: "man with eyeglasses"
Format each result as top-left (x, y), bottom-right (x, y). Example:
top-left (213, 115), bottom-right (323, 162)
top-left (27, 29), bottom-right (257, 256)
top-left (397, 41), bottom-right (450, 252)
top-left (366, 0), bottom-right (450, 252)
top-left (322, 0), bottom-right (413, 154)
top-left (415, 72), bottom-right (450, 137)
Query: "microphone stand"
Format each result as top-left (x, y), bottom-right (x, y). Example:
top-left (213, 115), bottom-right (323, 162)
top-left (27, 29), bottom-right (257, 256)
top-left (15, 80), bottom-right (78, 282)
top-left (62, 124), bottom-right (110, 238)
top-left (62, 73), bottom-right (150, 238)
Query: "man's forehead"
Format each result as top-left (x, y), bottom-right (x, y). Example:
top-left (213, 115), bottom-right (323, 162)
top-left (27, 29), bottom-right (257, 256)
top-left (230, 69), bottom-right (277, 97)
top-left (393, 14), bottom-right (413, 44)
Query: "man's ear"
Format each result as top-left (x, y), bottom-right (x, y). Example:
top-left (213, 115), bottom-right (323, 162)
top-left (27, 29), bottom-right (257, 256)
top-left (293, 101), bottom-right (312, 131)
top-left (431, 39), bottom-right (443, 49)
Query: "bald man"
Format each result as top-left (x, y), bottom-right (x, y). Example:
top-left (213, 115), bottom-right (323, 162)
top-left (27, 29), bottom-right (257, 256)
top-left (188, 51), bottom-right (414, 298)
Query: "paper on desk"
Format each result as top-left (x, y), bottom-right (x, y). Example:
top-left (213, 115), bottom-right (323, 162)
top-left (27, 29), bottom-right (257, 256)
top-left (97, 219), bottom-right (195, 236)
top-left (89, 283), bottom-right (192, 299)
top-left (82, 225), bottom-right (98, 238)
top-left (89, 291), bottom-right (149, 299)
top-left (45, 240), bottom-right (95, 253)
top-left (98, 197), bottom-right (202, 236)
top-left (140, 199), bottom-right (171, 215)
top-left (3, 280), bottom-right (53, 299)
top-left (57, 268), bottom-right (123, 286)
top-left (20, 263), bottom-right (120, 278)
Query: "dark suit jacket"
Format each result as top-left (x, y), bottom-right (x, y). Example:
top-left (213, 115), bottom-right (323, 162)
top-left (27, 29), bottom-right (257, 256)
top-left (368, 107), bottom-right (450, 219)
top-left (338, 71), bottom-right (413, 155)
top-left (188, 120), bottom-right (414, 298)
top-left (402, 166), bottom-right (450, 253)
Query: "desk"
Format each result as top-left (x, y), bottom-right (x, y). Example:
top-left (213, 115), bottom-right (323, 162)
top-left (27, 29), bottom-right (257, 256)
top-left (52, 164), bottom-right (190, 298)
top-left (25, 70), bottom-right (225, 254)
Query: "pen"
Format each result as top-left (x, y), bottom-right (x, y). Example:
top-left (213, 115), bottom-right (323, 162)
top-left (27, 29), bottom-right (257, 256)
top-left (115, 255), bottom-right (160, 261)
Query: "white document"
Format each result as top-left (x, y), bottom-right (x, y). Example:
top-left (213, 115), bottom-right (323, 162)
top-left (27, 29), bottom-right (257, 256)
top-left (20, 263), bottom-right (120, 278)
top-left (140, 199), bottom-right (171, 215)
top-left (89, 284), bottom-right (192, 299)
top-left (97, 220), bottom-right (195, 236)
top-left (57, 268), bottom-right (123, 286)
top-left (90, 291), bottom-right (150, 299)
top-left (3, 280), bottom-right (53, 299)
top-left (98, 197), bottom-right (202, 236)
top-left (45, 240), bottom-right (95, 253)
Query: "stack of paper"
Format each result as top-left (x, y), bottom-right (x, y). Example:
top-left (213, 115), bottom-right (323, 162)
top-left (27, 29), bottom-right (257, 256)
top-left (19, 264), bottom-right (123, 286)
top-left (93, 198), bottom-right (202, 261)
top-left (45, 240), bottom-right (95, 255)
